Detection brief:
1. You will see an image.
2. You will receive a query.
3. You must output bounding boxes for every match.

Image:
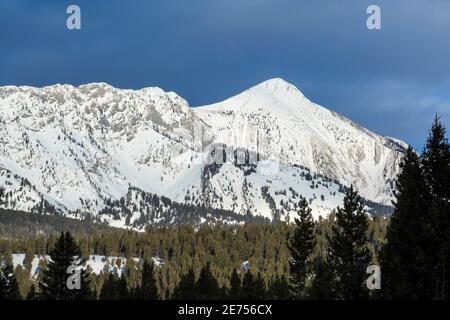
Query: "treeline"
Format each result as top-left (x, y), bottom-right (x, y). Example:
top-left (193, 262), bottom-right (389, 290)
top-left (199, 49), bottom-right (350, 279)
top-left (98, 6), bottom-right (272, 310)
top-left (287, 116), bottom-right (450, 300)
top-left (0, 208), bottom-right (115, 238)
top-left (0, 217), bottom-right (386, 300)
top-left (0, 231), bottom-right (289, 300)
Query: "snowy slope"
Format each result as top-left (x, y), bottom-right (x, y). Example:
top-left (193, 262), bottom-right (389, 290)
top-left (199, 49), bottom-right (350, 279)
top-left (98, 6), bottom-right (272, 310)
top-left (0, 79), bottom-right (406, 228)
top-left (0, 83), bottom-right (212, 217)
top-left (195, 78), bottom-right (405, 204)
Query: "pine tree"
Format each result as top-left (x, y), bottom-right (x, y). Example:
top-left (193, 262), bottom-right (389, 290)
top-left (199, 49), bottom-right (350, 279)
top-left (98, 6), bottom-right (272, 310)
top-left (172, 269), bottom-right (196, 299)
top-left (422, 116), bottom-right (450, 299)
top-left (0, 261), bottom-right (22, 300)
top-left (136, 260), bottom-right (159, 300)
top-left (381, 147), bottom-right (434, 299)
top-left (194, 263), bottom-right (222, 300)
top-left (287, 198), bottom-right (316, 298)
top-left (253, 272), bottom-right (267, 299)
top-left (307, 257), bottom-right (336, 300)
top-left (228, 268), bottom-right (241, 299)
top-left (98, 271), bottom-right (129, 300)
top-left (327, 185), bottom-right (371, 300)
top-left (240, 271), bottom-right (267, 300)
top-left (240, 271), bottom-right (255, 300)
top-left (422, 115), bottom-right (450, 198)
top-left (99, 272), bottom-right (118, 300)
top-left (117, 273), bottom-right (130, 300)
top-left (267, 275), bottom-right (291, 300)
top-left (39, 232), bottom-right (92, 300)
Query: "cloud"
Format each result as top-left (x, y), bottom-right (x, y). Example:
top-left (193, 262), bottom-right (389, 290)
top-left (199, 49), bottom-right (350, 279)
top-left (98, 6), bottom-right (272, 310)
top-left (0, 0), bottom-right (448, 148)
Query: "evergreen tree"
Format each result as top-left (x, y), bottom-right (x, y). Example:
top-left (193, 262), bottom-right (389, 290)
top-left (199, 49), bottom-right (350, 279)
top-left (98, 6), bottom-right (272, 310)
top-left (267, 275), bottom-right (291, 300)
top-left (0, 261), bottom-right (22, 300)
top-left (422, 115), bottom-right (450, 198)
top-left (136, 260), bottom-right (159, 300)
top-left (327, 185), bottom-right (371, 300)
top-left (381, 147), bottom-right (434, 299)
top-left (172, 269), bottom-right (196, 300)
top-left (422, 116), bottom-right (450, 299)
top-left (194, 263), bottom-right (222, 299)
top-left (240, 271), bottom-right (267, 300)
top-left (98, 271), bottom-right (129, 300)
top-left (287, 198), bottom-right (316, 298)
top-left (253, 272), bottom-right (267, 299)
top-left (117, 273), bottom-right (130, 300)
top-left (240, 271), bottom-right (255, 300)
top-left (307, 257), bottom-right (336, 300)
top-left (228, 268), bottom-right (241, 299)
top-left (99, 272), bottom-right (118, 300)
top-left (39, 232), bottom-right (92, 300)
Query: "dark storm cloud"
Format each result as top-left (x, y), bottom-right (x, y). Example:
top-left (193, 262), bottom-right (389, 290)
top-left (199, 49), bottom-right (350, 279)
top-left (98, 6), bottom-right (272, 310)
top-left (0, 0), bottom-right (449, 148)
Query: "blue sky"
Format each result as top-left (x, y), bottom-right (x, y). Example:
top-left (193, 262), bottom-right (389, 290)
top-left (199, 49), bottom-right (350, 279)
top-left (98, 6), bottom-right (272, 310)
top-left (1, 0), bottom-right (449, 149)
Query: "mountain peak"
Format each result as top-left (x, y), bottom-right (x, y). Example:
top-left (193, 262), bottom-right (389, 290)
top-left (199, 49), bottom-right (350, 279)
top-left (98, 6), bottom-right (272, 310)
top-left (258, 77), bottom-right (291, 87)
top-left (252, 78), bottom-right (304, 97)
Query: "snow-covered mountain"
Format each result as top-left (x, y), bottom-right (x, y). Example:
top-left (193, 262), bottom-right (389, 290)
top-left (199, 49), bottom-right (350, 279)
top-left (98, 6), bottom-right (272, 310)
top-left (195, 78), bottom-right (406, 204)
top-left (0, 78), bottom-right (406, 229)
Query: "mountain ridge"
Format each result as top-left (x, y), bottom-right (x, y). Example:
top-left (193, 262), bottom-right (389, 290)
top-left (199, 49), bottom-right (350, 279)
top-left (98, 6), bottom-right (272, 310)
top-left (195, 78), bottom-right (405, 204)
top-left (0, 78), bottom-right (406, 229)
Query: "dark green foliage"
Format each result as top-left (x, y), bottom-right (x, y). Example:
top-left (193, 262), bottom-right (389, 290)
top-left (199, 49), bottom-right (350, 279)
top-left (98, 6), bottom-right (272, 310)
top-left (0, 218), bottom-right (387, 301)
top-left (98, 273), bottom-right (117, 300)
top-left (136, 260), bottom-right (159, 300)
top-left (117, 274), bottom-right (130, 300)
top-left (307, 257), bottom-right (336, 300)
top-left (253, 273), bottom-right (267, 299)
top-left (98, 272), bottom-right (129, 300)
top-left (240, 271), bottom-right (255, 300)
top-left (228, 268), bottom-right (241, 299)
top-left (267, 275), bottom-right (291, 300)
top-left (327, 185), bottom-right (371, 300)
top-left (172, 269), bottom-right (196, 299)
top-left (422, 115), bottom-right (450, 198)
top-left (382, 117), bottom-right (450, 300)
top-left (0, 261), bottom-right (22, 300)
top-left (0, 214), bottom-right (390, 300)
top-left (39, 232), bottom-right (92, 300)
top-left (194, 263), bottom-right (222, 300)
top-left (421, 116), bottom-right (450, 299)
top-left (381, 148), bottom-right (434, 299)
top-left (287, 198), bottom-right (316, 298)
top-left (0, 208), bottom-right (114, 239)
top-left (240, 271), bottom-right (267, 300)
top-left (98, 272), bottom-right (118, 300)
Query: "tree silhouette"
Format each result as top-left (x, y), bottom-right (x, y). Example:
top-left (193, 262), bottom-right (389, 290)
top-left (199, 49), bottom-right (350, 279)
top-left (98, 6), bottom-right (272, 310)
top-left (327, 185), bottom-right (371, 300)
top-left (39, 232), bottom-right (92, 300)
top-left (287, 197), bottom-right (316, 298)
